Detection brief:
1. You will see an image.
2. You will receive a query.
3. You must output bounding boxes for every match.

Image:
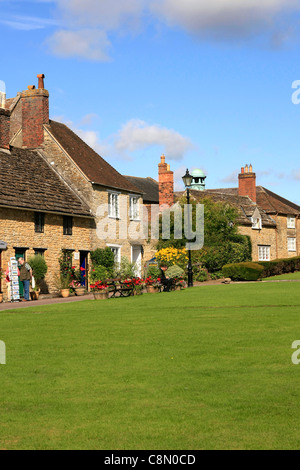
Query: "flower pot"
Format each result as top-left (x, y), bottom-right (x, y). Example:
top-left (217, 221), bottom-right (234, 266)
top-left (0, 293), bottom-right (3, 303)
top-left (75, 287), bottom-right (85, 296)
top-left (61, 289), bottom-right (70, 298)
top-left (146, 286), bottom-right (159, 294)
top-left (93, 291), bottom-right (108, 300)
top-left (30, 290), bottom-right (40, 300)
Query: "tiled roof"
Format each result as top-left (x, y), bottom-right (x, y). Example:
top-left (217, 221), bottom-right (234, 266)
top-left (46, 120), bottom-right (143, 194)
top-left (207, 186), bottom-right (300, 215)
top-left (0, 147), bottom-right (92, 217)
top-left (123, 176), bottom-right (159, 203)
top-left (256, 186), bottom-right (300, 215)
top-left (174, 189), bottom-right (276, 227)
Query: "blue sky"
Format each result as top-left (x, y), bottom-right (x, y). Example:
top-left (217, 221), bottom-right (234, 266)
top-left (1, 0), bottom-right (300, 202)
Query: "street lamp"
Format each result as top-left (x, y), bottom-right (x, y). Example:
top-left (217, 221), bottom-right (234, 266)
top-left (182, 169), bottom-right (193, 288)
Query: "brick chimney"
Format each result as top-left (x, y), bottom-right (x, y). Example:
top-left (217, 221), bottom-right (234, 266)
top-left (0, 108), bottom-right (11, 150)
top-left (238, 164), bottom-right (256, 203)
top-left (158, 154), bottom-right (174, 207)
top-left (21, 74), bottom-right (49, 148)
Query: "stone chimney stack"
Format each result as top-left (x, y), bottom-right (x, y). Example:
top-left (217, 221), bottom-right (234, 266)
top-left (21, 74), bottom-right (49, 148)
top-left (238, 164), bottom-right (256, 203)
top-left (158, 154), bottom-right (174, 207)
top-left (0, 108), bottom-right (11, 150)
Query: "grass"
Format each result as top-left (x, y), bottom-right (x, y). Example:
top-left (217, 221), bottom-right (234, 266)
top-left (1, 282), bottom-right (300, 450)
top-left (264, 271), bottom-right (300, 281)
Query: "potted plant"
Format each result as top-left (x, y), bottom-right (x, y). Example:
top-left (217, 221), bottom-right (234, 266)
top-left (145, 276), bottom-right (161, 293)
top-left (54, 273), bottom-right (71, 298)
top-left (28, 254), bottom-right (48, 300)
top-left (90, 281), bottom-right (109, 300)
top-left (70, 268), bottom-right (86, 296)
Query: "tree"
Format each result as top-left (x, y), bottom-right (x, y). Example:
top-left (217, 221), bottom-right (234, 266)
top-left (156, 196), bottom-right (251, 273)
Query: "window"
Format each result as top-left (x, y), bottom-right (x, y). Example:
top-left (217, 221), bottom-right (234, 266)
top-left (251, 217), bottom-right (262, 230)
top-left (34, 212), bottom-right (44, 233)
top-left (129, 196), bottom-right (140, 220)
top-left (288, 238), bottom-right (296, 252)
top-left (287, 216), bottom-right (296, 229)
top-left (108, 245), bottom-right (121, 266)
top-left (108, 192), bottom-right (119, 218)
top-left (259, 245), bottom-right (270, 261)
top-left (34, 249), bottom-right (46, 257)
top-left (63, 216), bottom-right (73, 235)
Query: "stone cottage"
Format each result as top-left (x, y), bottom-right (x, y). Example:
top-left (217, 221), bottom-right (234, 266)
top-left (0, 74), bottom-right (156, 297)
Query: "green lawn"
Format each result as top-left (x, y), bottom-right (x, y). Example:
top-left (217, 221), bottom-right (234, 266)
top-left (1, 282), bottom-right (300, 450)
top-left (264, 271), bottom-right (300, 281)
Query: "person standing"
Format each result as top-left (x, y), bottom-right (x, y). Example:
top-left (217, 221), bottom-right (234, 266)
top-left (18, 258), bottom-right (32, 301)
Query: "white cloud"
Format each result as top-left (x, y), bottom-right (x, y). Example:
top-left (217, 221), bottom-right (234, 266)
top-left (151, 0), bottom-right (300, 38)
top-left (0, 14), bottom-right (60, 30)
top-left (220, 170), bottom-right (238, 184)
top-left (113, 119), bottom-right (194, 160)
top-left (56, 0), bottom-right (145, 30)
top-left (46, 29), bottom-right (112, 61)
top-left (52, 115), bottom-right (194, 161)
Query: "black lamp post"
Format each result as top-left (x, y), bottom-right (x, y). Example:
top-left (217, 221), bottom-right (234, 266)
top-left (182, 169), bottom-right (193, 288)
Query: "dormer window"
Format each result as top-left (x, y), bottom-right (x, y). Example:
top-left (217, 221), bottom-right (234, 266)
top-left (251, 208), bottom-right (262, 230)
top-left (251, 217), bottom-right (262, 230)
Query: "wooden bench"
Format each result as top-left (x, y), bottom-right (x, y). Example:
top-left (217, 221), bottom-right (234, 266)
top-left (106, 279), bottom-right (134, 298)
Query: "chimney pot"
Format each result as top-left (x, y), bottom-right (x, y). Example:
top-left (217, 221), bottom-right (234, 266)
top-left (28, 85), bottom-right (36, 90)
top-left (241, 167), bottom-right (244, 174)
top-left (37, 74), bottom-right (45, 89)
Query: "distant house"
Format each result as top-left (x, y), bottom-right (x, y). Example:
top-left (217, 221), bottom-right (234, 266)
top-left (126, 156), bottom-right (300, 262)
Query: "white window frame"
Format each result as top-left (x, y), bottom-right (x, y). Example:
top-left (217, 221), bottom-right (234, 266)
top-left (107, 244), bottom-right (121, 266)
top-left (129, 195), bottom-right (140, 221)
top-left (251, 217), bottom-right (262, 230)
top-left (258, 245), bottom-right (270, 261)
top-left (288, 237), bottom-right (296, 252)
top-left (287, 216), bottom-right (296, 229)
top-left (108, 191), bottom-right (120, 219)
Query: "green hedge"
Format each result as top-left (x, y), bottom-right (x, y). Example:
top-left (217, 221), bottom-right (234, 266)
top-left (257, 256), bottom-right (300, 278)
top-left (222, 262), bottom-right (264, 281)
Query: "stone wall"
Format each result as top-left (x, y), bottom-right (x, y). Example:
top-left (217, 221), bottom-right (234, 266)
top-left (0, 207), bottom-right (92, 300)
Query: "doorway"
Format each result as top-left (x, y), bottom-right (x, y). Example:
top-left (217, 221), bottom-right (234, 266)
top-left (15, 249), bottom-right (26, 298)
top-left (131, 245), bottom-right (143, 278)
top-left (79, 251), bottom-right (89, 288)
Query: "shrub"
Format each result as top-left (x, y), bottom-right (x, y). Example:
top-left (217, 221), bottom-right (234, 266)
top-left (166, 264), bottom-right (184, 279)
top-left (222, 262), bottom-right (264, 281)
top-left (90, 265), bottom-right (109, 283)
top-left (156, 247), bottom-right (188, 269)
top-left (258, 256), bottom-right (300, 278)
top-left (146, 265), bottom-right (161, 279)
top-left (193, 267), bottom-right (209, 282)
top-left (90, 248), bottom-right (115, 270)
top-left (116, 256), bottom-right (136, 279)
top-left (28, 255), bottom-right (48, 289)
